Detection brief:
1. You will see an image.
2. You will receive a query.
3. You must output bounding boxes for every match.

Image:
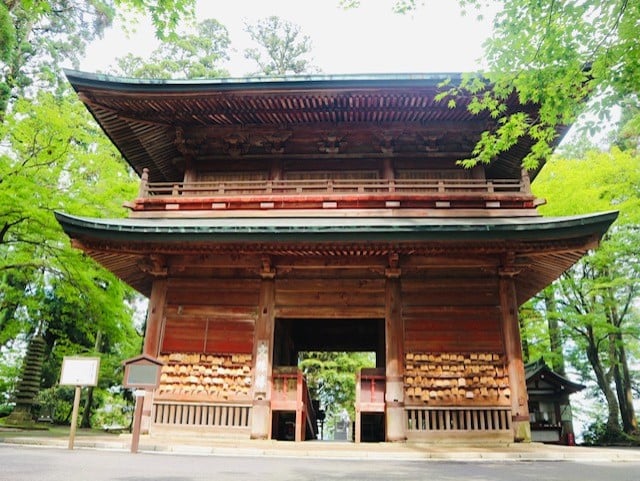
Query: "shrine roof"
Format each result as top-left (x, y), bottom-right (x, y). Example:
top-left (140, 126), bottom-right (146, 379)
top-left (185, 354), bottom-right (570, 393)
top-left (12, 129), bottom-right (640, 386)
top-left (525, 358), bottom-right (586, 395)
top-left (55, 211), bottom-right (617, 244)
top-left (55, 210), bottom-right (616, 302)
top-left (65, 70), bottom-right (560, 184)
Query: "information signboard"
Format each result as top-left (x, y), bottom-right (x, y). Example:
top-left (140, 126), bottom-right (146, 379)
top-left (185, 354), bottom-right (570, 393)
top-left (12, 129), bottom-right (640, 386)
top-left (60, 356), bottom-right (100, 387)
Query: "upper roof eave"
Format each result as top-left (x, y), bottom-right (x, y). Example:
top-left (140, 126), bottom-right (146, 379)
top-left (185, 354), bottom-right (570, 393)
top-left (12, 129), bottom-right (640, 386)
top-left (64, 69), bottom-right (464, 94)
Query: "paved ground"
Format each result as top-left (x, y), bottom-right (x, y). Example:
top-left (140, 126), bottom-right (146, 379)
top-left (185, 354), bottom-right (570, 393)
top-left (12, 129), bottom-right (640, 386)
top-left (1, 426), bottom-right (640, 462)
top-left (2, 444), bottom-right (640, 481)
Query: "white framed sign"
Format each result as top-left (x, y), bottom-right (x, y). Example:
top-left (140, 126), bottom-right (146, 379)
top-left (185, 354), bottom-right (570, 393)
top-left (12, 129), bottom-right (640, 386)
top-left (60, 356), bottom-right (100, 386)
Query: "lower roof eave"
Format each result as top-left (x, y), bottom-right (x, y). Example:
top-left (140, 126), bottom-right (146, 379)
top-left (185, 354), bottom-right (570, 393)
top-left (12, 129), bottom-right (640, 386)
top-left (54, 211), bottom-right (618, 244)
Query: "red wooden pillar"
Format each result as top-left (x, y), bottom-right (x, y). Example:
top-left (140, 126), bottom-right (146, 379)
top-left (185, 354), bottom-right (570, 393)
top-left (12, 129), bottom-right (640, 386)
top-left (251, 258), bottom-right (276, 439)
top-left (385, 256), bottom-right (406, 441)
top-left (143, 278), bottom-right (167, 357)
top-left (499, 266), bottom-right (531, 442)
top-left (141, 275), bottom-right (167, 434)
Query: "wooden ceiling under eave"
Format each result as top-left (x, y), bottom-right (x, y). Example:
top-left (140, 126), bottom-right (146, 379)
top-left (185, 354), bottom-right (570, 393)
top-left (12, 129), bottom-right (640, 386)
top-left (66, 70), bottom-right (557, 184)
top-left (72, 234), bottom-right (599, 305)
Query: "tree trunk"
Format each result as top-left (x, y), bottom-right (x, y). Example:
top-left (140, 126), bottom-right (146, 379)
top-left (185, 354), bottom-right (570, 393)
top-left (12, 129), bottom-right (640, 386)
top-left (613, 332), bottom-right (638, 434)
top-left (519, 315), bottom-right (529, 362)
top-left (543, 286), bottom-right (566, 376)
top-left (585, 333), bottom-right (621, 437)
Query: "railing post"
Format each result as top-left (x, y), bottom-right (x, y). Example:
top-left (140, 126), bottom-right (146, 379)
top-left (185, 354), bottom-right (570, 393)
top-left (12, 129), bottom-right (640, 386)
top-left (520, 167), bottom-right (532, 194)
top-left (296, 371), bottom-right (304, 442)
top-left (138, 168), bottom-right (149, 198)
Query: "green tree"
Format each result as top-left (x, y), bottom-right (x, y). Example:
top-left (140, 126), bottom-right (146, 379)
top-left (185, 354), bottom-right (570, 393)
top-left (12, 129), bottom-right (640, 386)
top-left (299, 351), bottom-right (375, 428)
top-left (525, 148), bottom-right (640, 440)
top-left (351, 1), bottom-right (640, 170)
top-left (113, 18), bottom-right (231, 79)
top-left (0, 0), bottom-right (196, 121)
top-left (0, 89), bottom-right (141, 425)
top-left (243, 16), bottom-right (318, 76)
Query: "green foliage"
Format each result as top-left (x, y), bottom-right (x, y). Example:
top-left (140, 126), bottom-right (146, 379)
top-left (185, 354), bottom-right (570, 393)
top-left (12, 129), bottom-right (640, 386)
top-left (90, 389), bottom-right (133, 429)
top-left (582, 417), bottom-right (640, 446)
top-left (534, 148), bottom-right (640, 224)
top-left (35, 385), bottom-right (75, 424)
top-left (113, 18), bottom-right (230, 79)
top-left (299, 351), bottom-right (375, 422)
top-left (114, 0), bottom-right (195, 41)
top-left (244, 16), bottom-right (318, 76)
top-left (0, 338), bottom-right (24, 406)
top-left (386, 0), bottom-right (640, 169)
top-left (0, 0), bottom-right (196, 120)
top-left (527, 147), bottom-right (640, 435)
top-left (0, 4), bottom-right (16, 64)
top-left (0, 88), bottom-right (141, 422)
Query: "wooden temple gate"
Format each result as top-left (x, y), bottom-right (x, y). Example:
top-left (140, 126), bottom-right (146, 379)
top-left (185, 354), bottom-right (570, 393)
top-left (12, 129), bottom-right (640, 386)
top-left (56, 70), bottom-right (616, 444)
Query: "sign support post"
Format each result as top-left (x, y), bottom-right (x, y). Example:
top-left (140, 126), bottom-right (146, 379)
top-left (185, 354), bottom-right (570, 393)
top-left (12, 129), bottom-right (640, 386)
top-left (68, 386), bottom-right (82, 449)
top-left (122, 355), bottom-right (163, 454)
top-left (59, 356), bottom-right (100, 450)
top-left (130, 389), bottom-right (146, 453)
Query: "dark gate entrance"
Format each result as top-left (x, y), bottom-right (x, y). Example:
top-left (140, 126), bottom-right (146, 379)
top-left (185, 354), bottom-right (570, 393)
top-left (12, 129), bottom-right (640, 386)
top-left (272, 318), bottom-right (386, 441)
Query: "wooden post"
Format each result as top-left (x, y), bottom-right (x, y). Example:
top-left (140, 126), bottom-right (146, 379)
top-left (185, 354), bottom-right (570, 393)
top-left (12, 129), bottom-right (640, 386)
top-left (143, 278), bottom-right (167, 357)
top-left (67, 386), bottom-right (82, 450)
top-left (499, 266), bottom-right (531, 442)
top-left (251, 257), bottom-right (276, 439)
top-left (295, 371), bottom-right (304, 442)
top-left (141, 275), bottom-right (167, 435)
top-left (138, 168), bottom-right (149, 198)
top-left (130, 390), bottom-right (145, 453)
top-left (384, 255), bottom-right (406, 442)
top-left (520, 167), bottom-right (532, 194)
top-left (355, 371), bottom-right (362, 443)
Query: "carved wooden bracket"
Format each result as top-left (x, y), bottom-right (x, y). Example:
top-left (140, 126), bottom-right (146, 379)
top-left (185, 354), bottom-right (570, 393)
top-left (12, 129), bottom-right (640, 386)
top-left (223, 134), bottom-right (251, 157)
top-left (374, 132), bottom-right (396, 155)
top-left (499, 252), bottom-right (521, 278)
top-left (318, 133), bottom-right (346, 154)
top-left (174, 126), bottom-right (203, 159)
top-left (260, 255), bottom-right (276, 279)
top-left (419, 134), bottom-right (440, 152)
top-left (260, 131), bottom-right (292, 154)
top-left (137, 255), bottom-right (168, 277)
top-left (385, 252), bottom-right (401, 278)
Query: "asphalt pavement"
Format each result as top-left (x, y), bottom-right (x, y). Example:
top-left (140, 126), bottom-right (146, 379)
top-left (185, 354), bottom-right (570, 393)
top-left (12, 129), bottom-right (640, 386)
top-left (1, 426), bottom-right (640, 462)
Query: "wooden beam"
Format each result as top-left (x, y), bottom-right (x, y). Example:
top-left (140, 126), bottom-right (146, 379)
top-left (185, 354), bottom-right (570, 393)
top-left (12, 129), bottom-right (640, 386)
top-left (385, 262), bottom-right (406, 441)
top-left (250, 261), bottom-right (276, 440)
top-left (499, 266), bottom-right (531, 442)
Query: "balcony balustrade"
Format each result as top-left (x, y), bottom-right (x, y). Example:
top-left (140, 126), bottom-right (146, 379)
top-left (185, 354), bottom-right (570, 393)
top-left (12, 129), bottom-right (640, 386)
top-left (126, 169), bottom-right (540, 216)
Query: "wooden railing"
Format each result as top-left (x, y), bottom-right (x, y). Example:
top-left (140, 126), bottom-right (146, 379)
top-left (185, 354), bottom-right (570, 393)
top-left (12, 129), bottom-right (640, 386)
top-left (271, 369), bottom-right (317, 441)
top-left (140, 178), bottom-right (527, 198)
top-left (127, 169), bottom-right (538, 214)
top-left (153, 401), bottom-right (251, 430)
top-left (406, 406), bottom-right (512, 435)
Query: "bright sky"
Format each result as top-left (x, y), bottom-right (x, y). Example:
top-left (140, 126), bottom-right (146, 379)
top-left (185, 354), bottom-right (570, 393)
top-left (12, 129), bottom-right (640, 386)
top-left (81, 0), bottom-right (495, 76)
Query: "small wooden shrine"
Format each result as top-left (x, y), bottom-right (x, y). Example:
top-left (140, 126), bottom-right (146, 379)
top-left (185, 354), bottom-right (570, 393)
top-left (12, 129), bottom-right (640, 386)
top-left (56, 70), bottom-right (616, 443)
top-left (526, 358), bottom-right (585, 444)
